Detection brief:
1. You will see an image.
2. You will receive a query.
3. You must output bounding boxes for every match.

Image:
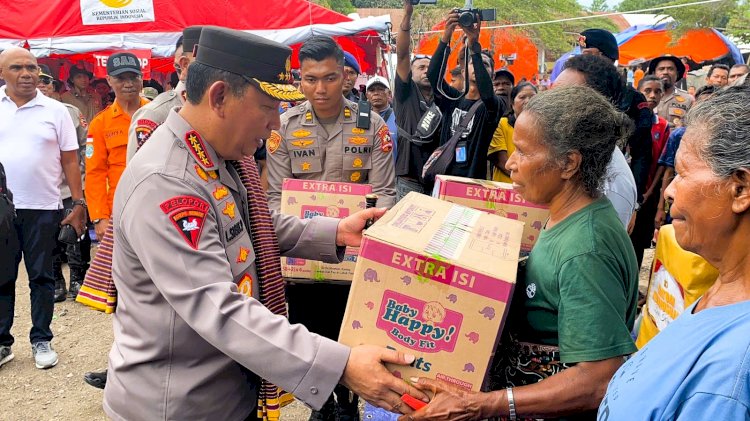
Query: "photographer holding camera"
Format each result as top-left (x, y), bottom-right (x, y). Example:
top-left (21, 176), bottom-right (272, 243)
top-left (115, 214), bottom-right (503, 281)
top-left (424, 9), bottom-right (503, 183)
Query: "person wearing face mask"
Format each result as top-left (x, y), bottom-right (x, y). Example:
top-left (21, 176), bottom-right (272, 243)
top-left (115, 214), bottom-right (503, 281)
top-left (488, 82), bottom-right (537, 183)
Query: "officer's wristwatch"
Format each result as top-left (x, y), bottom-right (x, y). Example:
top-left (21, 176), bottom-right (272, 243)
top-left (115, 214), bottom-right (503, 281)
top-left (71, 199), bottom-right (87, 209)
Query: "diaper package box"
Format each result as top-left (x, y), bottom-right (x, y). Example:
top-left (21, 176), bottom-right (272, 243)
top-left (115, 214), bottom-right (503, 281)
top-left (432, 175), bottom-right (549, 253)
top-left (339, 192), bottom-right (523, 391)
top-left (280, 178), bottom-right (372, 281)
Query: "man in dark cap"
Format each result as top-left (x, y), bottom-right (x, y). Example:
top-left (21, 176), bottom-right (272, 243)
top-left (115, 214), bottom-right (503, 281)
top-left (126, 26), bottom-right (202, 161)
top-left (85, 52), bottom-right (148, 253)
top-left (103, 27), bottom-right (423, 421)
top-left (578, 28), bottom-right (653, 201)
top-left (62, 65), bottom-right (102, 123)
top-left (648, 54), bottom-right (693, 128)
top-left (342, 50), bottom-right (361, 101)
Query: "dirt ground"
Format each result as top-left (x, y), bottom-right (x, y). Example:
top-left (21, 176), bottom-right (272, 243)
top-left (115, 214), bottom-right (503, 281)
top-left (0, 247), bottom-right (654, 420)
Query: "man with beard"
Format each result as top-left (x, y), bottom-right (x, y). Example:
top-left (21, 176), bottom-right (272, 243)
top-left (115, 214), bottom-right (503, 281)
top-left (648, 54), bottom-right (693, 128)
top-left (578, 28), bottom-right (653, 199)
top-left (85, 52), bottom-right (148, 245)
top-left (392, 0), bottom-right (436, 199)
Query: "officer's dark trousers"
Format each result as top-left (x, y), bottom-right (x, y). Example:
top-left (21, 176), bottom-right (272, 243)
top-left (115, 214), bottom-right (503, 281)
top-left (0, 209), bottom-right (61, 347)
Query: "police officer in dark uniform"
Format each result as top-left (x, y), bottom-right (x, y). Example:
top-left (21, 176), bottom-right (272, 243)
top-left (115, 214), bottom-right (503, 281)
top-left (578, 28), bottom-right (653, 199)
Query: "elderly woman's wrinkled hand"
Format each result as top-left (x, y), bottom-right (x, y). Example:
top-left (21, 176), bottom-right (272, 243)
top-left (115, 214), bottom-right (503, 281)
top-left (397, 378), bottom-right (494, 421)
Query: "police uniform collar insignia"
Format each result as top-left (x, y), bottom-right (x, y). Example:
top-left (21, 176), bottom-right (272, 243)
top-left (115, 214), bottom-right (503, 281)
top-left (343, 106), bottom-right (352, 120)
top-left (304, 110), bottom-right (314, 124)
top-left (184, 130), bottom-right (218, 170)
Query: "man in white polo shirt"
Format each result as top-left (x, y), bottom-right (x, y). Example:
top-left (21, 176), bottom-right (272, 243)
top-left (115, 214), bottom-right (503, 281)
top-left (0, 47), bottom-right (87, 370)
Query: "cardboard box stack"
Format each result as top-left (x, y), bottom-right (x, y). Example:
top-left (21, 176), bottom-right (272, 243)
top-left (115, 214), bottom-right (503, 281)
top-left (339, 192), bottom-right (523, 391)
top-left (280, 178), bottom-right (372, 281)
top-left (432, 175), bottom-right (549, 253)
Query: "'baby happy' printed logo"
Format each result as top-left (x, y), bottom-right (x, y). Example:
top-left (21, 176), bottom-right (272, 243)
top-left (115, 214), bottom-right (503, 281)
top-left (376, 290), bottom-right (462, 353)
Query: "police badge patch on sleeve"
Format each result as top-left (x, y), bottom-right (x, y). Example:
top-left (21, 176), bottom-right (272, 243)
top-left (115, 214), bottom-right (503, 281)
top-left (377, 125), bottom-right (393, 153)
top-left (160, 196), bottom-right (210, 249)
top-left (135, 119), bottom-right (158, 146)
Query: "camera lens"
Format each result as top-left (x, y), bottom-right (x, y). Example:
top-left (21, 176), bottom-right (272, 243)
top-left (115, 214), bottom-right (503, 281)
top-left (458, 10), bottom-right (475, 27)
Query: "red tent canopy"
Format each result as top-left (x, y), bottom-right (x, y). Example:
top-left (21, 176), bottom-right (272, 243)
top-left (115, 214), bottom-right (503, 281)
top-left (0, 0), bottom-right (388, 75)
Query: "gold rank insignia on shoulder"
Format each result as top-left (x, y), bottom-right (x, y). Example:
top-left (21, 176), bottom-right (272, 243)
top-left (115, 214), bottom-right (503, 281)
top-left (305, 111), bottom-right (313, 123)
top-left (350, 171), bottom-right (361, 182)
top-left (344, 107), bottom-right (352, 119)
top-left (290, 139), bottom-right (314, 148)
top-left (352, 127), bottom-right (365, 134)
top-left (185, 130), bottom-right (214, 168)
top-left (267, 131), bottom-right (281, 154)
top-left (292, 129), bottom-right (312, 138)
top-left (195, 165), bottom-right (209, 182)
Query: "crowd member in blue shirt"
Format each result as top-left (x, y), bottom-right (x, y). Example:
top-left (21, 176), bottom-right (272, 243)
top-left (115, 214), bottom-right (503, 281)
top-left (366, 76), bottom-right (398, 162)
top-left (598, 85), bottom-right (750, 420)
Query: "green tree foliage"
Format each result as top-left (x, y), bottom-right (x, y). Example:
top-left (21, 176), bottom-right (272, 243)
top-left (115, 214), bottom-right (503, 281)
top-left (589, 0), bottom-right (611, 11)
top-left (727, 1), bottom-right (750, 43)
top-left (313, 0), bottom-right (356, 14)
top-left (352, 0), bottom-right (404, 7)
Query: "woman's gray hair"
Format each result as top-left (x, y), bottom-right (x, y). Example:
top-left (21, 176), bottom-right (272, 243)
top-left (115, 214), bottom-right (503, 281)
top-left (683, 85), bottom-right (750, 178)
top-left (523, 85), bottom-right (632, 197)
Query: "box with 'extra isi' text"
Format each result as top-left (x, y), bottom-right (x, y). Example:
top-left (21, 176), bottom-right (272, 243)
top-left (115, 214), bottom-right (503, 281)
top-left (339, 192), bottom-right (523, 391)
top-left (281, 178), bottom-right (372, 281)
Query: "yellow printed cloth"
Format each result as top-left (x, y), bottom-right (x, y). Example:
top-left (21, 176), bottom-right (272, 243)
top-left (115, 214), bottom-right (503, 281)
top-left (635, 224), bottom-right (718, 348)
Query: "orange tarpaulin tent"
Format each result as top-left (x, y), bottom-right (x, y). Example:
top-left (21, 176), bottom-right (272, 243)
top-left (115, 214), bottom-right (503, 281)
top-left (416, 21), bottom-right (539, 81)
top-left (616, 25), bottom-right (743, 65)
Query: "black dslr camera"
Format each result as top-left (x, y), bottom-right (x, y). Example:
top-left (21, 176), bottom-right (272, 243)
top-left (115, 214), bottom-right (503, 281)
top-left (456, 7), bottom-right (496, 27)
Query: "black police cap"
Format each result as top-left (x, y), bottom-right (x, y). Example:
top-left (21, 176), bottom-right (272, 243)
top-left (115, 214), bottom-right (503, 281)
top-left (183, 26), bottom-right (203, 55)
top-left (580, 29), bottom-right (619, 62)
top-left (195, 27), bottom-right (304, 102)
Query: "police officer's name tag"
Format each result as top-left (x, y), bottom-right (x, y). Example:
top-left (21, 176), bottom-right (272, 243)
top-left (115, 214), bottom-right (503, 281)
top-left (455, 141), bottom-right (468, 163)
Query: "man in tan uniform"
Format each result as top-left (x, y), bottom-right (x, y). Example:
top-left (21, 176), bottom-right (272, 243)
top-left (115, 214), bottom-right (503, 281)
top-left (126, 26), bottom-right (202, 162)
top-left (265, 36), bottom-right (396, 421)
top-left (61, 65), bottom-right (102, 123)
top-left (104, 27), bottom-right (423, 421)
top-left (648, 55), bottom-right (693, 128)
top-left (266, 37), bottom-right (396, 211)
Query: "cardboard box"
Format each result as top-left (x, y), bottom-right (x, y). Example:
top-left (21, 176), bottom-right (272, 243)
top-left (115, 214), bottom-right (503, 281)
top-left (432, 175), bottom-right (549, 253)
top-left (281, 178), bottom-right (372, 281)
top-left (339, 192), bottom-right (523, 391)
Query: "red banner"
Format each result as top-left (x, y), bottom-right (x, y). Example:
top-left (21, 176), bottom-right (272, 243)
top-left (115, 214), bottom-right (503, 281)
top-left (92, 49), bottom-right (152, 80)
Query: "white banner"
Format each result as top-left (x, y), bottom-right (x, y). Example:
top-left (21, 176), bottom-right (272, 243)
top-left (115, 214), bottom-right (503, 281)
top-left (80, 0), bottom-right (155, 26)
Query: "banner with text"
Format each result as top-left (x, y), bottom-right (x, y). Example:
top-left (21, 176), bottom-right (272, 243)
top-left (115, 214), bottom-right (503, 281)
top-left (81, 0), bottom-right (155, 25)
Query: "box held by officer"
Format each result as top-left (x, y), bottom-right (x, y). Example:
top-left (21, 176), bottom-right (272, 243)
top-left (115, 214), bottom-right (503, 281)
top-left (339, 192), bottom-right (523, 391)
top-left (432, 175), bottom-right (549, 254)
top-left (281, 178), bottom-right (372, 281)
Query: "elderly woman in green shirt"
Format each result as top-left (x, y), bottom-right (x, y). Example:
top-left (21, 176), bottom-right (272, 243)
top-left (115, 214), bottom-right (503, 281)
top-left (402, 86), bottom-right (639, 421)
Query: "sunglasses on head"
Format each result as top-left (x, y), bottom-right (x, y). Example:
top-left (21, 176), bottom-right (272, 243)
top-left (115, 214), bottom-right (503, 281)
top-left (411, 54), bottom-right (431, 63)
top-left (39, 76), bottom-right (53, 85)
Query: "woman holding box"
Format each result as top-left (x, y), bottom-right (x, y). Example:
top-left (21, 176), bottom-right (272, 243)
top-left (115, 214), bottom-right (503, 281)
top-left (401, 86), bottom-right (639, 420)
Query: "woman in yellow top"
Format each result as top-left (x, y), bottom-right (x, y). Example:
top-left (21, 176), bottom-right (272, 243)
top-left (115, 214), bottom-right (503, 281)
top-left (488, 82), bottom-right (537, 182)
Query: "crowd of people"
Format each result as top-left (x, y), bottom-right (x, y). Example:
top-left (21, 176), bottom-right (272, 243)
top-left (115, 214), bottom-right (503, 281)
top-left (0, 1), bottom-right (749, 420)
